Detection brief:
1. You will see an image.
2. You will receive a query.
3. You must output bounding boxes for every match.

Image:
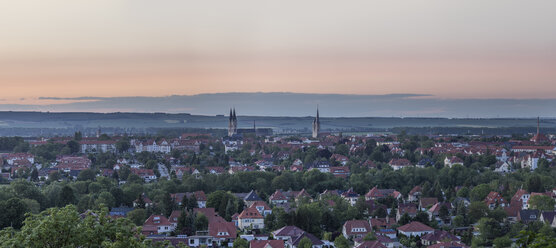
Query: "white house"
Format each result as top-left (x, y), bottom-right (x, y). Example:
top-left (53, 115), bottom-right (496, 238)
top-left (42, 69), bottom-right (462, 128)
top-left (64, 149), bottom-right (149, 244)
top-left (238, 207), bottom-right (264, 230)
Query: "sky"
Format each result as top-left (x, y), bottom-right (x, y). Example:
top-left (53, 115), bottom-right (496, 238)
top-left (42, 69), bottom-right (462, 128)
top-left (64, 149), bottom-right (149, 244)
top-left (1, 1), bottom-right (556, 112)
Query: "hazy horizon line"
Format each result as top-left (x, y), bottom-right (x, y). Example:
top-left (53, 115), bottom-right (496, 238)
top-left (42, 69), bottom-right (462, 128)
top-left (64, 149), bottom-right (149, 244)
top-left (2, 92), bottom-right (556, 118)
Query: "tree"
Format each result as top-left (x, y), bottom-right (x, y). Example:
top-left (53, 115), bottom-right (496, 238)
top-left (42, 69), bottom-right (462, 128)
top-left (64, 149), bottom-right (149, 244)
top-left (528, 195), bottom-right (555, 211)
top-left (414, 212), bottom-right (430, 224)
top-left (468, 201), bottom-right (490, 223)
top-left (59, 185), bottom-right (76, 207)
top-left (21, 198), bottom-right (41, 214)
top-left (187, 195), bottom-right (199, 210)
top-left (176, 210), bottom-right (195, 235)
top-left (195, 213), bottom-right (208, 231)
top-left (470, 184), bottom-right (491, 202)
top-left (95, 192), bottom-right (116, 208)
top-left (66, 140), bottom-right (80, 154)
top-left (363, 232), bottom-right (377, 241)
top-left (298, 237), bottom-right (313, 248)
top-left (323, 232), bottom-right (333, 241)
top-left (516, 231), bottom-right (556, 248)
top-left (225, 199), bottom-right (236, 221)
top-left (0, 205), bottom-right (149, 247)
top-left (334, 235), bottom-right (350, 248)
top-left (180, 195), bottom-right (189, 209)
top-left (527, 175), bottom-right (543, 193)
top-left (127, 173), bottom-right (143, 184)
top-left (74, 131), bottom-right (82, 141)
top-left (233, 238), bottom-right (249, 248)
top-left (116, 140), bottom-right (130, 153)
top-left (457, 186), bottom-right (469, 198)
top-left (127, 208), bottom-right (147, 226)
top-left (119, 166), bottom-right (131, 180)
top-left (334, 144), bottom-right (349, 156)
top-left (477, 218), bottom-right (503, 243)
top-left (399, 213), bottom-right (412, 225)
top-left (493, 236), bottom-right (512, 248)
top-left (30, 168), bottom-right (39, 182)
top-left (48, 171), bottom-right (61, 182)
top-left (162, 192), bottom-right (175, 217)
top-left (77, 169), bottom-right (96, 181)
top-left (355, 196), bottom-right (368, 216)
top-left (439, 204), bottom-right (449, 220)
top-left (372, 207), bottom-right (387, 218)
top-left (488, 207), bottom-right (507, 222)
top-left (110, 187), bottom-right (125, 207)
top-left (0, 198), bottom-right (28, 229)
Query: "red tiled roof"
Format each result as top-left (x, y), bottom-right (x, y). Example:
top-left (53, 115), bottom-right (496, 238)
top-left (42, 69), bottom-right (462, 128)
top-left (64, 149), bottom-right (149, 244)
top-left (250, 240), bottom-right (285, 248)
top-left (397, 221), bottom-right (434, 233)
top-left (420, 197), bottom-right (438, 208)
top-left (389, 158), bottom-right (411, 166)
top-left (270, 190), bottom-right (288, 201)
top-left (343, 220), bottom-right (371, 236)
top-left (484, 191), bottom-right (507, 205)
top-left (427, 241), bottom-right (469, 248)
top-left (194, 208), bottom-right (225, 223)
top-left (250, 201), bottom-right (271, 210)
top-left (409, 186), bottom-right (422, 195)
top-left (355, 241), bottom-right (387, 248)
top-left (238, 206), bottom-right (263, 219)
top-left (144, 214), bottom-right (171, 226)
top-left (370, 218), bottom-right (396, 229)
top-left (169, 210), bottom-right (182, 223)
top-left (209, 221), bottom-right (237, 238)
top-left (366, 187), bottom-right (401, 199)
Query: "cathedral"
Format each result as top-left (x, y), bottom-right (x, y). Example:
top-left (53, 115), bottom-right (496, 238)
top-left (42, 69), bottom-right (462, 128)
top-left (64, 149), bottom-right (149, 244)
top-left (312, 107), bottom-right (320, 138)
top-left (228, 108), bottom-right (237, 136)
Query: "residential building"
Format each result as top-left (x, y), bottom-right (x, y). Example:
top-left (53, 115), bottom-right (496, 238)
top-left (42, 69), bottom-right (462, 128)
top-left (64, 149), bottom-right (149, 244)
top-left (238, 207), bottom-right (264, 230)
top-left (342, 220), bottom-right (372, 239)
top-left (397, 221), bottom-right (434, 237)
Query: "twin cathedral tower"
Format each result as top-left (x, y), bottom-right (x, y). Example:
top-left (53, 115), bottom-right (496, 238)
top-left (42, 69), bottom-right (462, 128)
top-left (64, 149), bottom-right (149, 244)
top-left (227, 107), bottom-right (320, 138)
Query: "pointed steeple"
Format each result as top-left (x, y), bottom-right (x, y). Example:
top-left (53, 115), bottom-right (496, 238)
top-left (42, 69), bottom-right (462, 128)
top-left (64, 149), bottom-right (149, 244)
top-left (537, 116), bottom-right (540, 135)
top-left (312, 106), bottom-right (320, 139)
top-left (316, 105), bottom-right (320, 121)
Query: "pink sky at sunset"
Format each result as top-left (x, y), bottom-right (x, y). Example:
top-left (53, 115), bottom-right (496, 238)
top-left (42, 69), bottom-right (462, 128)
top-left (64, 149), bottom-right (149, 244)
top-left (1, 1), bottom-right (555, 105)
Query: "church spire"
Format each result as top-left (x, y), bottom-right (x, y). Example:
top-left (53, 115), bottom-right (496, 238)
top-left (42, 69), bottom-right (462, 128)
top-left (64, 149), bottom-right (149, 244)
top-left (228, 108), bottom-right (238, 136)
top-left (312, 106), bottom-right (320, 139)
top-left (537, 116), bottom-right (540, 135)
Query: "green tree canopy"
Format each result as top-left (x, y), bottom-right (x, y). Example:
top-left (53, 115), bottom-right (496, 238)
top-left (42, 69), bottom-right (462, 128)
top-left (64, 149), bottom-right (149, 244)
top-left (298, 237), bottom-right (313, 248)
top-left (528, 195), bottom-right (555, 211)
top-left (0, 205), bottom-right (148, 248)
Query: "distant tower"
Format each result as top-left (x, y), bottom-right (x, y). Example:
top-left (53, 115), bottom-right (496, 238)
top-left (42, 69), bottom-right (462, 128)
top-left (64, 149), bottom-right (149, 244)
top-left (312, 107), bottom-right (320, 138)
top-left (228, 108), bottom-right (237, 136)
top-left (253, 120), bottom-right (257, 136)
top-left (531, 116), bottom-right (548, 143)
top-left (96, 126), bottom-right (102, 138)
top-left (537, 116), bottom-right (540, 135)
